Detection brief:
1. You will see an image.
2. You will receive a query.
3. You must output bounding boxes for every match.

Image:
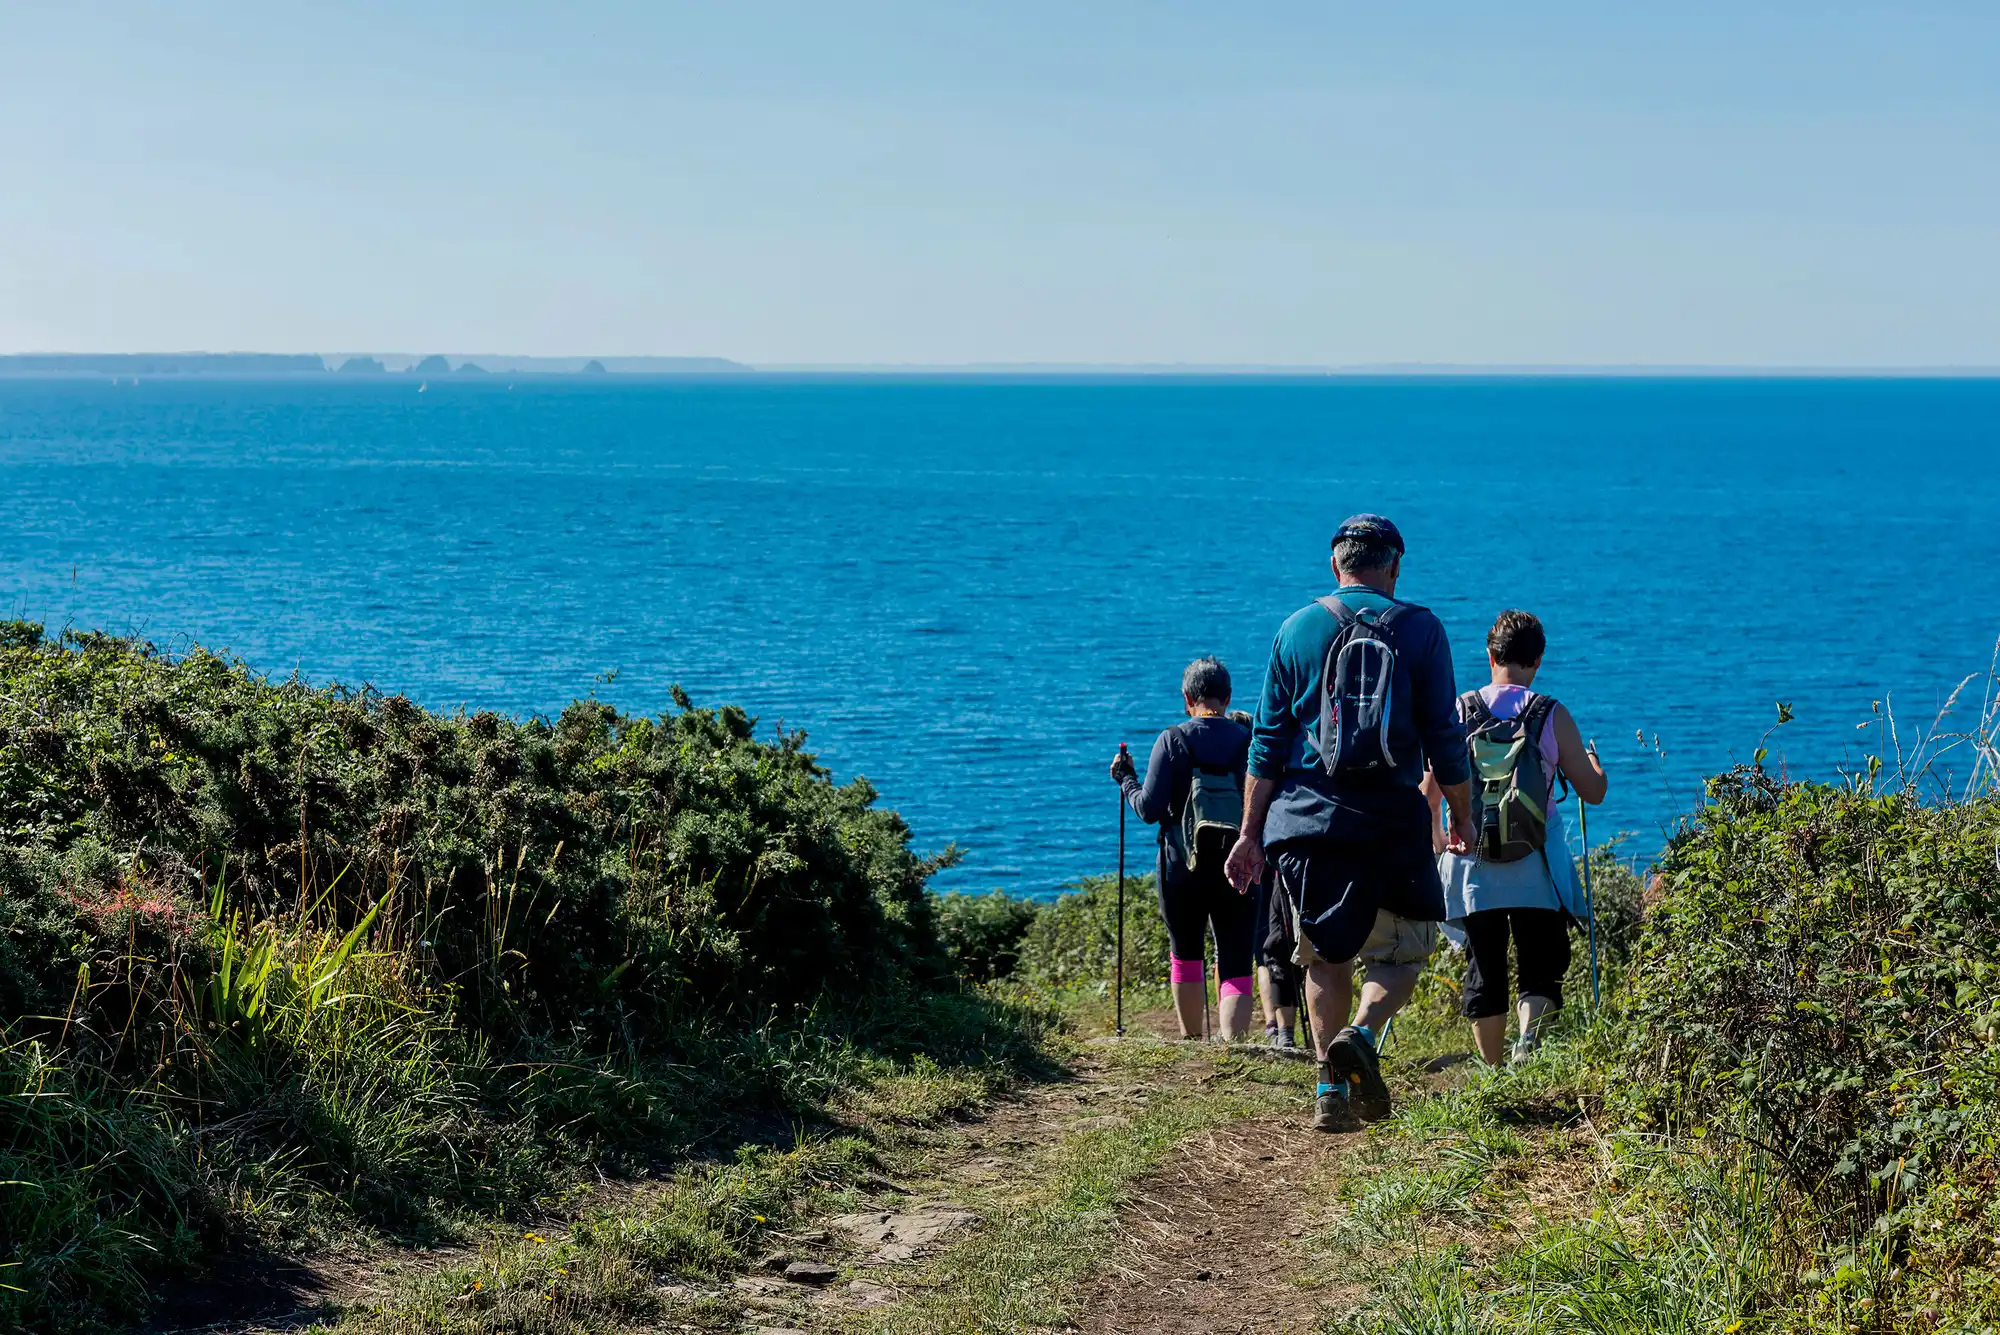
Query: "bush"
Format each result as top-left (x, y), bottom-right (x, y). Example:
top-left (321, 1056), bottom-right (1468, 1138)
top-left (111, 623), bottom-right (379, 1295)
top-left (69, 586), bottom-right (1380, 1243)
top-left (1627, 767), bottom-right (2000, 1224)
top-left (0, 625), bottom-right (1029, 1333)
top-left (1015, 873), bottom-right (1172, 992)
top-left (932, 890), bottom-right (1040, 982)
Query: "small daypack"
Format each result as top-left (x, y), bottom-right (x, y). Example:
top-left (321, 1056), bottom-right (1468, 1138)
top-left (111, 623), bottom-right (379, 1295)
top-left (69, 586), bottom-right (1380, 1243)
top-left (1316, 596), bottom-right (1409, 778)
top-left (1178, 763), bottom-right (1244, 871)
top-left (1461, 689), bottom-right (1561, 863)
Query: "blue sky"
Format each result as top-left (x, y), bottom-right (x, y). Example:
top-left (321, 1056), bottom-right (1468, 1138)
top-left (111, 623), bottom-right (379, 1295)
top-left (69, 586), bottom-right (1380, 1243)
top-left (2, 3), bottom-right (1996, 365)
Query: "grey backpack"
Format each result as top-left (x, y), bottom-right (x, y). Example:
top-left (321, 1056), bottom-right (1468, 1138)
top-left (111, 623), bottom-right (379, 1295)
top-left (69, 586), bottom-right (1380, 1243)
top-left (1461, 690), bottom-right (1561, 863)
top-left (1178, 764), bottom-right (1244, 871)
top-left (1316, 596), bottom-right (1409, 778)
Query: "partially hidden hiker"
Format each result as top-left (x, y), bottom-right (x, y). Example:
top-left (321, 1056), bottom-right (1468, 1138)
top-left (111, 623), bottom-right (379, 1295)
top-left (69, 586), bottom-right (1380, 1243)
top-left (1233, 708), bottom-right (1301, 1050)
top-left (1424, 609), bottom-right (1608, 1065)
top-left (1224, 514), bottom-right (1475, 1131)
top-left (1110, 657), bottom-right (1257, 1041)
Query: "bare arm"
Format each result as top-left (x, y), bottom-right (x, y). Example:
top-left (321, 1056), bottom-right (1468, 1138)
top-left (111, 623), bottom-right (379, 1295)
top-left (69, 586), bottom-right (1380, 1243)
top-left (1224, 774), bottom-right (1279, 893)
top-left (1420, 769), bottom-right (1447, 855)
top-left (1549, 702), bottom-right (1608, 804)
top-left (1437, 776), bottom-right (1473, 853)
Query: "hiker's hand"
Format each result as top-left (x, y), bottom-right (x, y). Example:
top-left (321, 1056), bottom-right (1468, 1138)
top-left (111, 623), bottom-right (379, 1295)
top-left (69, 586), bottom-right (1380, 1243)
top-left (1108, 747), bottom-right (1135, 784)
top-left (1445, 810), bottom-right (1475, 856)
top-left (1224, 833), bottom-right (1264, 894)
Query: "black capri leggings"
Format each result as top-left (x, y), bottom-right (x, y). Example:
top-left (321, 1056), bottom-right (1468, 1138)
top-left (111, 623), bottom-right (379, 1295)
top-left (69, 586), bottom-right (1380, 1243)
top-left (1159, 858), bottom-right (1257, 988)
top-left (1461, 907), bottom-right (1571, 1019)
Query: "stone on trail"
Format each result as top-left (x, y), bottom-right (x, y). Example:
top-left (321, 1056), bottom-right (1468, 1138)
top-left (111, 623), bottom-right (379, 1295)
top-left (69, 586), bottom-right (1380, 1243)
top-left (827, 1207), bottom-right (978, 1262)
top-left (783, 1259), bottom-right (840, 1285)
top-left (830, 1279), bottom-right (899, 1308)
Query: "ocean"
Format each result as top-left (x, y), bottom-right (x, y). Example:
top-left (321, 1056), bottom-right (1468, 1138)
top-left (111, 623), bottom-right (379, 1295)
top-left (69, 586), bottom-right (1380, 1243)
top-left (1, 374), bottom-right (1994, 895)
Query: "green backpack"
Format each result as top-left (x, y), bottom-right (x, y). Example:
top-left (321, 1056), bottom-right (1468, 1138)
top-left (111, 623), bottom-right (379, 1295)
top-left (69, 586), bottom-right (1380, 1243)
top-left (1178, 765), bottom-right (1244, 872)
top-left (1460, 690), bottom-right (1560, 863)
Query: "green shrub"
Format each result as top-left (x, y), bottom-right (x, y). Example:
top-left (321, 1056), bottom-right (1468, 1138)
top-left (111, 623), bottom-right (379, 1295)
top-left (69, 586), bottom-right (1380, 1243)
top-left (1628, 768), bottom-right (2000, 1224)
top-left (1015, 873), bottom-right (1172, 991)
top-left (931, 890), bottom-right (1040, 981)
top-left (0, 625), bottom-right (1035, 1333)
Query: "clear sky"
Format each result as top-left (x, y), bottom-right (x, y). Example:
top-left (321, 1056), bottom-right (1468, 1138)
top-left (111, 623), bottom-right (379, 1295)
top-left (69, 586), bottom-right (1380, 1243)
top-left (2, 3), bottom-right (1996, 366)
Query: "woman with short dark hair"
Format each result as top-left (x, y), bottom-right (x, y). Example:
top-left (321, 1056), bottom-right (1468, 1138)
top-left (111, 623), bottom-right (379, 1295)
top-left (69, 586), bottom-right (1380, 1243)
top-left (1423, 610), bottom-right (1608, 1064)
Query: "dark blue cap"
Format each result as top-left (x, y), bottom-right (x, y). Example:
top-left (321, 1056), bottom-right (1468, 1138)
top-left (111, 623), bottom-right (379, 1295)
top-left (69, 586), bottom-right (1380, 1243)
top-left (1332, 513), bottom-right (1404, 553)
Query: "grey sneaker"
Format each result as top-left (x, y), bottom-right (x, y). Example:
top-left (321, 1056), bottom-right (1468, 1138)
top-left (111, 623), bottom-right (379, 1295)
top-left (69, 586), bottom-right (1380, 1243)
top-left (1312, 1062), bottom-right (1357, 1133)
top-left (1327, 1026), bottom-right (1391, 1123)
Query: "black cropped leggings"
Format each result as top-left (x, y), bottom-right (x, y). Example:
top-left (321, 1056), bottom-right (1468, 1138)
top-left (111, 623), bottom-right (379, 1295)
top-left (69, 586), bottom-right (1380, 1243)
top-left (1460, 907), bottom-right (1572, 1019)
top-left (1159, 860), bottom-right (1257, 990)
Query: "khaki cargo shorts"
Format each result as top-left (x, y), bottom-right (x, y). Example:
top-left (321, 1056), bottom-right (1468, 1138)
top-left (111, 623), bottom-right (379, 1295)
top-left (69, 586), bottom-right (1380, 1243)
top-left (1292, 906), bottom-right (1437, 969)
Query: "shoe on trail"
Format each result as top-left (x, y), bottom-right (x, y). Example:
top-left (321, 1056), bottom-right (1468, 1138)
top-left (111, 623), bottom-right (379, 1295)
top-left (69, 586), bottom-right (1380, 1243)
top-left (1311, 1062), bottom-right (1357, 1133)
top-left (1327, 1025), bottom-right (1391, 1123)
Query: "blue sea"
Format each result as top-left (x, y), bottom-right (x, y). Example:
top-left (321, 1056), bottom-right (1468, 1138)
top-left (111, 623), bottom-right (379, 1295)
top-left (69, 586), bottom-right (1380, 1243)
top-left (1, 375), bottom-right (1995, 894)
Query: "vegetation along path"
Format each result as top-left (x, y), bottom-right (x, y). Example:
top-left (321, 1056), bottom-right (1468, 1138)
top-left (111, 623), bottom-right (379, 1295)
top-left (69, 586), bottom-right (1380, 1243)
top-left (16, 626), bottom-right (2000, 1334)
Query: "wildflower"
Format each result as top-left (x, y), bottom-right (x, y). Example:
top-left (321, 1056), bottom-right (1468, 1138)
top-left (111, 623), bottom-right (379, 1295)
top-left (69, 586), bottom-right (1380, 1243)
top-left (1723, 1323), bottom-right (1741, 1333)
top-left (753, 1215), bottom-right (767, 1223)
top-left (524, 1231), bottom-right (547, 1243)
top-left (472, 1280), bottom-right (483, 1290)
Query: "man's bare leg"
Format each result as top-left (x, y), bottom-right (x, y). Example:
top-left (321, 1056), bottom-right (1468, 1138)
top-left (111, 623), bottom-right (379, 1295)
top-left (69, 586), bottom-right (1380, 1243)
top-left (1304, 958), bottom-right (1353, 1059)
top-left (1354, 962), bottom-right (1422, 1034)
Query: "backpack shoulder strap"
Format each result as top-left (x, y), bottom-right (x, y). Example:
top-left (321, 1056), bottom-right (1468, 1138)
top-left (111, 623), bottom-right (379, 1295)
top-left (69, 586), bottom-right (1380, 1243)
top-left (1521, 692), bottom-right (1560, 738)
top-left (1459, 687), bottom-right (1491, 724)
top-left (1316, 594), bottom-right (1356, 624)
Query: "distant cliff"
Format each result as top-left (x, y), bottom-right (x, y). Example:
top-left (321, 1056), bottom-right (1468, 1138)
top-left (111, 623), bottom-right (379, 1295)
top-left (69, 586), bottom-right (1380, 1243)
top-left (0, 353), bottom-right (326, 376)
top-left (337, 357), bottom-right (386, 374)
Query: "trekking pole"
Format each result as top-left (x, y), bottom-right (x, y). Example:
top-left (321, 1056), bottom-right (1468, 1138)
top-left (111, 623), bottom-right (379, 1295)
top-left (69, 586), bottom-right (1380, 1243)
top-left (1115, 747), bottom-right (1128, 1038)
top-left (1378, 1014), bottom-right (1394, 1057)
top-left (1579, 765), bottom-right (1601, 1012)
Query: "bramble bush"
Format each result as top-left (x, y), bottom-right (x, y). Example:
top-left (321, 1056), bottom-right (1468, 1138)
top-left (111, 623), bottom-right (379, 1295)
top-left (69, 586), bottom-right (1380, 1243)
top-left (1629, 767), bottom-right (2000, 1230)
top-left (1013, 872), bottom-right (1172, 992)
top-left (0, 624), bottom-right (1041, 1334)
top-left (932, 890), bottom-right (1040, 982)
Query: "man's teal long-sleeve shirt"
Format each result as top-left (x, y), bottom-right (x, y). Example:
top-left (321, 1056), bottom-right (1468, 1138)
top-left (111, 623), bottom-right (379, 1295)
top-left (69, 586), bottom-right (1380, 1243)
top-left (1247, 586), bottom-right (1470, 846)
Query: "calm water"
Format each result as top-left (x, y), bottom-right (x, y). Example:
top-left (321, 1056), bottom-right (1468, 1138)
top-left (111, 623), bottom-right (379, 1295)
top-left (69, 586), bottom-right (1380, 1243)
top-left (1, 376), bottom-right (1995, 894)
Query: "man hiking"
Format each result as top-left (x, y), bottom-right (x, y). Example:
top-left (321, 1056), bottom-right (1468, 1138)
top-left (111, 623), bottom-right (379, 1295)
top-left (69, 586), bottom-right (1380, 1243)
top-left (1110, 657), bottom-right (1258, 1042)
top-left (1425, 610), bottom-right (1608, 1065)
top-left (1225, 515), bottom-right (1475, 1131)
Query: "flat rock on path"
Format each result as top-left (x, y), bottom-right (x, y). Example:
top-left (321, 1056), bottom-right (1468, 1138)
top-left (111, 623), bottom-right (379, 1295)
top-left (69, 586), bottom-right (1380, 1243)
top-left (827, 1206), bottom-right (979, 1262)
top-left (1070, 1116), bottom-right (1340, 1335)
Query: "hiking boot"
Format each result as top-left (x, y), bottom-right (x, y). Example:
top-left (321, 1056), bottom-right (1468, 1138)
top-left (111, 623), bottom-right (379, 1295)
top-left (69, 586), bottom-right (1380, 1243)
top-left (1312, 1063), bottom-right (1357, 1133)
top-left (1327, 1025), bottom-right (1391, 1124)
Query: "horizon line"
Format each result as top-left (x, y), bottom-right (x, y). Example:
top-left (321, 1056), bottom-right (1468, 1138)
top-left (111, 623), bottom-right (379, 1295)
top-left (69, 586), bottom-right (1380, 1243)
top-left (3, 351), bottom-right (2000, 379)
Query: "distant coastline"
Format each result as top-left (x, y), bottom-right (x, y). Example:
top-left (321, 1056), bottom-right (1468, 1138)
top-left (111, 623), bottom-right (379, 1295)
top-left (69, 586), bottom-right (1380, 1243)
top-left (0, 352), bottom-right (750, 377)
top-left (1, 352), bottom-right (1996, 379)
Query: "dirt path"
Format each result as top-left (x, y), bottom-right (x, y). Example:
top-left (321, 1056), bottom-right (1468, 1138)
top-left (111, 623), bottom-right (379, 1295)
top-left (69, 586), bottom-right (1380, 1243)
top-left (1069, 1113), bottom-right (1337, 1335)
top-left (149, 1014), bottom-right (1346, 1334)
